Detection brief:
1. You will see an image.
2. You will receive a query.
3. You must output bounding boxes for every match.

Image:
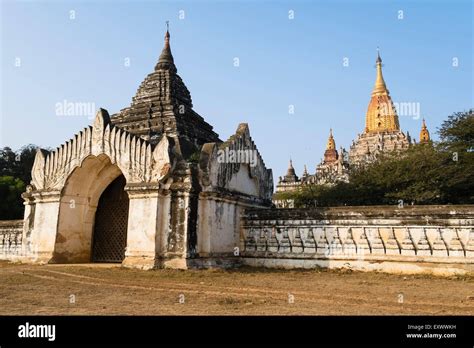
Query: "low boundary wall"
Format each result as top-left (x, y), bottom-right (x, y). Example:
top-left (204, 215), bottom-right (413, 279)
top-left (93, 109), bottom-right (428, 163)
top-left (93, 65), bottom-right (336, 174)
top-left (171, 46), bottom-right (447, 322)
top-left (240, 205), bottom-right (474, 276)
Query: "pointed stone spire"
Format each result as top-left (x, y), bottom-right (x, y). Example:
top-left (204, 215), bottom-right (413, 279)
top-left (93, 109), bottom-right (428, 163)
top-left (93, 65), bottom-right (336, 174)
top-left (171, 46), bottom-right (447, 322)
top-left (419, 118), bottom-right (431, 143)
top-left (287, 158), bottom-right (295, 174)
top-left (283, 158), bottom-right (298, 182)
top-left (372, 48), bottom-right (388, 96)
top-left (303, 164), bottom-right (309, 177)
top-left (110, 23), bottom-right (220, 155)
top-left (155, 22), bottom-right (176, 72)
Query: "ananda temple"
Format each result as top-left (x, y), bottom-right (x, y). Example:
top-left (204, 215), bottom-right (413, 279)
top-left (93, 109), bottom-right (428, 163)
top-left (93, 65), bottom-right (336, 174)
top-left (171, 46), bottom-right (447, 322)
top-left (273, 51), bottom-right (431, 207)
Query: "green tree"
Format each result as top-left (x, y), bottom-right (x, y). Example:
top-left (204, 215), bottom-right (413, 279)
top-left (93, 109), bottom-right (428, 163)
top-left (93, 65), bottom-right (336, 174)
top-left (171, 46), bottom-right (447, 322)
top-left (438, 109), bottom-right (474, 151)
top-left (0, 176), bottom-right (26, 219)
top-left (0, 144), bottom-right (38, 184)
top-left (0, 147), bottom-right (17, 177)
top-left (435, 109), bottom-right (474, 203)
top-left (0, 144), bottom-right (39, 219)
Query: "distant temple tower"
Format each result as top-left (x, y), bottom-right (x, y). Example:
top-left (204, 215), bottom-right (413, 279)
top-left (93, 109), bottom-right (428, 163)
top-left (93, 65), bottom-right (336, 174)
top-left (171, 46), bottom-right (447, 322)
top-left (419, 119), bottom-right (431, 143)
top-left (272, 49), bottom-right (428, 208)
top-left (275, 159), bottom-right (301, 193)
top-left (324, 129), bottom-right (338, 164)
top-left (365, 51), bottom-right (400, 133)
top-left (349, 50), bottom-right (411, 164)
top-left (314, 129), bottom-right (349, 184)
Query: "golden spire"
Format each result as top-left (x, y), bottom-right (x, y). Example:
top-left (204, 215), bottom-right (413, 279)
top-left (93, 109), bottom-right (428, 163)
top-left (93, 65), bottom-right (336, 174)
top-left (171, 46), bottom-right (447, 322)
top-left (419, 118), bottom-right (430, 143)
top-left (323, 129), bottom-right (338, 164)
top-left (372, 48), bottom-right (388, 96)
top-left (364, 49), bottom-right (400, 134)
top-left (326, 128), bottom-right (336, 150)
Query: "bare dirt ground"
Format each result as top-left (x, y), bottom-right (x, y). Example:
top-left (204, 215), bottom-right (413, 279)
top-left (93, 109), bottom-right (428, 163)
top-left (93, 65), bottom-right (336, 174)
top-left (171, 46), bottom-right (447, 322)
top-left (0, 261), bottom-right (473, 315)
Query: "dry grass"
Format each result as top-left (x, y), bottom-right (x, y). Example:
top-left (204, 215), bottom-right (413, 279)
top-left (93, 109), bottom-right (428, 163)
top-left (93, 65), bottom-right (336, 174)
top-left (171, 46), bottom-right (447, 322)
top-left (0, 261), bottom-right (473, 315)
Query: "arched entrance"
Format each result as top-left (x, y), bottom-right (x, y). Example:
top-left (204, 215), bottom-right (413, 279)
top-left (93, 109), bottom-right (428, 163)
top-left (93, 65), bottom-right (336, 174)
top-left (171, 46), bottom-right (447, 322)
top-left (53, 154), bottom-right (129, 263)
top-left (91, 175), bottom-right (129, 262)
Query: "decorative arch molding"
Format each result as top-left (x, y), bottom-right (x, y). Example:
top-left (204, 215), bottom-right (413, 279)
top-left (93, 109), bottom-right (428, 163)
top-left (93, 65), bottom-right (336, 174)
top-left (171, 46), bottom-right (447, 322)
top-left (31, 108), bottom-right (177, 191)
top-left (53, 154), bottom-right (124, 263)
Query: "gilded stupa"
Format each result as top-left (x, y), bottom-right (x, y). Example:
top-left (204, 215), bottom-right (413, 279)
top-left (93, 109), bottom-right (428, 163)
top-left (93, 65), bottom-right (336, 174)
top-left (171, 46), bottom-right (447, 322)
top-left (324, 128), bottom-right (337, 163)
top-left (349, 50), bottom-right (411, 164)
top-left (364, 51), bottom-right (400, 133)
top-left (419, 119), bottom-right (431, 144)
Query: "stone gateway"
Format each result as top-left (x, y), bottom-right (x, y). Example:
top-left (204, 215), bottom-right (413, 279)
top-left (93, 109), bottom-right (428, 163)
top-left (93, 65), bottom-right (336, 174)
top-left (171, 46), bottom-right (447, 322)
top-left (18, 29), bottom-right (273, 269)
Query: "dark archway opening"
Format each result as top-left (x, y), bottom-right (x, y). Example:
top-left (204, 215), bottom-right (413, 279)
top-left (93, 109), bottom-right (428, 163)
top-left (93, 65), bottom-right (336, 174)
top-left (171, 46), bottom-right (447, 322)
top-left (91, 175), bottom-right (129, 263)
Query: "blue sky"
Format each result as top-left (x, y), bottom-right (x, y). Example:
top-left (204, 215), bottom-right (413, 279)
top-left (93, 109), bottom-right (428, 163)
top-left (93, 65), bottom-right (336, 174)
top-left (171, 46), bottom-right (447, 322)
top-left (1, 0), bottom-right (472, 179)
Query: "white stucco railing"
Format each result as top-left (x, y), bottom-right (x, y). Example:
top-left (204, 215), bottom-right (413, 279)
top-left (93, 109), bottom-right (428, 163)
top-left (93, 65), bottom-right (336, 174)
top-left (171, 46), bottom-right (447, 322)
top-left (241, 205), bottom-right (474, 275)
top-left (0, 220), bottom-right (23, 259)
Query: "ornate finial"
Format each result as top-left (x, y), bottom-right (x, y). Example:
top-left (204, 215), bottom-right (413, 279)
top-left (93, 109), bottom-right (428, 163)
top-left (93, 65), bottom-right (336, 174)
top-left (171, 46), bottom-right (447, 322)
top-left (155, 21), bottom-right (176, 72)
top-left (164, 21), bottom-right (170, 42)
top-left (372, 48), bottom-right (387, 95)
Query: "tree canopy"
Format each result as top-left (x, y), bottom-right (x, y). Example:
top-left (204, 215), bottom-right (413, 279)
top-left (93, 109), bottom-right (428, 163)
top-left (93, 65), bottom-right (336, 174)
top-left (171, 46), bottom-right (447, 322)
top-left (0, 144), bottom-right (39, 219)
top-left (0, 176), bottom-right (26, 220)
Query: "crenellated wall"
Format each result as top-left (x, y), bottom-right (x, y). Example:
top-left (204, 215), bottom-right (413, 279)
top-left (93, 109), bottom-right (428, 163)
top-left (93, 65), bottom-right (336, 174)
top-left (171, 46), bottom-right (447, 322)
top-left (241, 205), bottom-right (474, 275)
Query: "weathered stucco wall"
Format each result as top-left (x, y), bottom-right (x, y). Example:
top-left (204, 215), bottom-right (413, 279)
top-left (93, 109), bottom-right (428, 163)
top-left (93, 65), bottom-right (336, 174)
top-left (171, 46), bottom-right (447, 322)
top-left (241, 205), bottom-right (474, 276)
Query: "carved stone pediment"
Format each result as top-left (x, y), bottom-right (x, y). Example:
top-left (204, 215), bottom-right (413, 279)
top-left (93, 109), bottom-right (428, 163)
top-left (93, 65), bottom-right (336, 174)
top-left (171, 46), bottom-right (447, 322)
top-left (31, 149), bottom-right (50, 189)
top-left (199, 123), bottom-right (273, 201)
top-left (29, 108), bottom-right (177, 192)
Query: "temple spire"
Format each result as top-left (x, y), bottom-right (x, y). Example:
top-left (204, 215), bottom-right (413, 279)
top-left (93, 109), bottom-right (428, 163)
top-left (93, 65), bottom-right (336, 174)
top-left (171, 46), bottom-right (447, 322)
top-left (372, 48), bottom-right (388, 96)
top-left (283, 158), bottom-right (298, 182)
top-left (364, 49), bottom-right (400, 133)
top-left (286, 158), bottom-right (296, 176)
top-left (303, 164), bottom-right (309, 177)
top-left (326, 128), bottom-right (336, 150)
top-left (419, 118), bottom-right (431, 143)
top-left (155, 22), bottom-right (176, 72)
top-left (165, 21), bottom-right (170, 47)
top-left (323, 129), bottom-right (338, 164)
